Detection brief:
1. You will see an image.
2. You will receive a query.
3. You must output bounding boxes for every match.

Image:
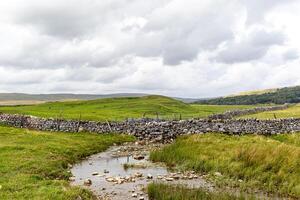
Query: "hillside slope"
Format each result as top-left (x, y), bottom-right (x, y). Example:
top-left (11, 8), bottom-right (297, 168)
top-left (0, 95), bottom-right (255, 121)
top-left (197, 86), bottom-right (300, 105)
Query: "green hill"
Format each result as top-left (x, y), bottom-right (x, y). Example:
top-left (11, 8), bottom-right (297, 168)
top-left (0, 95), bottom-right (255, 121)
top-left (197, 85), bottom-right (300, 105)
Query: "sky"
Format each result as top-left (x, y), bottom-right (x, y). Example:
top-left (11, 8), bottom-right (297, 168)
top-left (0, 0), bottom-right (300, 98)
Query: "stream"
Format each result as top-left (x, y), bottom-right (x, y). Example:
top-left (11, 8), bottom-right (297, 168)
top-left (70, 142), bottom-right (213, 200)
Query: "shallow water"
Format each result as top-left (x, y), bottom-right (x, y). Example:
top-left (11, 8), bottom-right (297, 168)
top-left (70, 144), bottom-right (211, 200)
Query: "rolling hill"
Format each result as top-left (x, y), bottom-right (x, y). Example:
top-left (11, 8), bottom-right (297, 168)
top-left (0, 95), bottom-right (255, 121)
top-left (196, 85), bottom-right (300, 105)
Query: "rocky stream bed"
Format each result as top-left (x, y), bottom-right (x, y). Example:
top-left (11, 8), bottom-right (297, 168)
top-left (69, 142), bottom-right (213, 200)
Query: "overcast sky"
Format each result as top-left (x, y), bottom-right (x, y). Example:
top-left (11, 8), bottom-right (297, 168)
top-left (0, 0), bottom-right (300, 98)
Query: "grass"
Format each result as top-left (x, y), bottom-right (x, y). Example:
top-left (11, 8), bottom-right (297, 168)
top-left (0, 95), bottom-right (256, 121)
top-left (147, 183), bottom-right (250, 200)
top-left (0, 125), bottom-right (134, 200)
top-left (150, 133), bottom-right (300, 198)
top-left (240, 104), bottom-right (300, 119)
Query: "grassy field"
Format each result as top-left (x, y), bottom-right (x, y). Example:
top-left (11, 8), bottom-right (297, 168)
top-left (0, 95), bottom-right (256, 121)
top-left (240, 104), bottom-right (300, 119)
top-left (150, 134), bottom-right (300, 198)
top-left (0, 126), bottom-right (134, 200)
top-left (148, 183), bottom-right (250, 200)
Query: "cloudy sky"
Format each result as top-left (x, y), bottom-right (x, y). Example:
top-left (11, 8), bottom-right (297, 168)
top-left (0, 0), bottom-right (300, 98)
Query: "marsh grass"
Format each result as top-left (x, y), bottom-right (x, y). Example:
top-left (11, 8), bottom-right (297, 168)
top-left (150, 134), bottom-right (300, 198)
top-left (147, 183), bottom-right (250, 200)
top-left (0, 125), bottom-right (134, 200)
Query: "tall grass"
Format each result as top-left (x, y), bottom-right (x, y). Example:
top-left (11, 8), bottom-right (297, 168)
top-left (150, 134), bottom-right (300, 198)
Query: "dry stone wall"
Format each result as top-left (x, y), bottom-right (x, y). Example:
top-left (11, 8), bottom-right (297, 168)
top-left (0, 112), bottom-right (300, 142)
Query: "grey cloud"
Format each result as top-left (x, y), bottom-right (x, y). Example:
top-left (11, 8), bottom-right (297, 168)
top-left (14, 0), bottom-right (137, 39)
top-left (127, 0), bottom-right (238, 65)
top-left (13, 0), bottom-right (166, 39)
top-left (214, 29), bottom-right (286, 64)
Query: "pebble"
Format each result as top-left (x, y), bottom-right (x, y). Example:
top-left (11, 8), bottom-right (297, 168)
top-left (132, 193), bottom-right (138, 198)
top-left (166, 177), bottom-right (174, 181)
top-left (134, 172), bottom-right (143, 178)
top-left (133, 155), bottom-right (145, 160)
top-left (106, 177), bottom-right (114, 182)
top-left (83, 179), bottom-right (92, 186)
top-left (147, 174), bottom-right (153, 179)
top-left (157, 175), bottom-right (163, 179)
top-left (214, 172), bottom-right (222, 177)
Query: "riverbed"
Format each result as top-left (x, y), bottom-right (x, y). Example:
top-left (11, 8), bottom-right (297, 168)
top-left (70, 142), bottom-right (213, 200)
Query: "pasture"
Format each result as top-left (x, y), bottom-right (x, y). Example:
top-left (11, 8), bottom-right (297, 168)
top-left (0, 95), bottom-right (256, 121)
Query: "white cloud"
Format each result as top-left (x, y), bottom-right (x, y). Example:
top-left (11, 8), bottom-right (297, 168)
top-left (0, 0), bottom-right (299, 97)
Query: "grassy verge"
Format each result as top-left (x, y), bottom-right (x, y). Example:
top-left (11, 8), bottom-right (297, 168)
top-left (0, 126), bottom-right (134, 200)
top-left (239, 104), bottom-right (300, 119)
top-left (150, 134), bottom-right (300, 198)
top-left (0, 95), bottom-right (256, 121)
top-left (148, 183), bottom-right (250, 200)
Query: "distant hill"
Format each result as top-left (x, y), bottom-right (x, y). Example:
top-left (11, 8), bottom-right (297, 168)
top-left (196, 85), bottom-right (300, 105)
top-left (0, 93), bottom-right (148, 102)
top-left (0, 93), bottom-right (199, 104)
